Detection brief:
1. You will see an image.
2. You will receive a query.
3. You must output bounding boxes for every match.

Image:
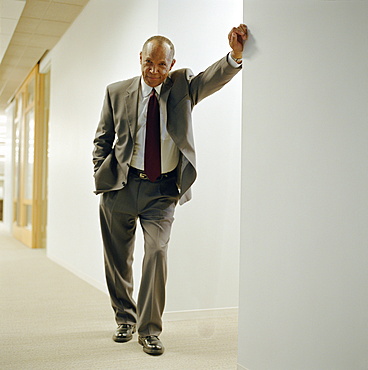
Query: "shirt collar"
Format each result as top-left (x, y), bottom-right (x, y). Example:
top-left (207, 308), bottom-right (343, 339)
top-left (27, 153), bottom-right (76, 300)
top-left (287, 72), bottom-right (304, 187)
top-left (140, 78), bottom-right (162, 98)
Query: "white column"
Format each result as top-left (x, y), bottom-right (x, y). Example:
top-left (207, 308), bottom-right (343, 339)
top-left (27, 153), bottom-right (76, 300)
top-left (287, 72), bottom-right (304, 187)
top-left (238, 1), bottom-right (368, 369)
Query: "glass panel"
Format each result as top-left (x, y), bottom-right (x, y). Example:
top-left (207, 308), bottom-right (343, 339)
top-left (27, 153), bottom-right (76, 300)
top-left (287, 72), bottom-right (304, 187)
top-left (26, 204), bottom-right (32, 229)
top-left (24, 108), bottom-right (35, 200)
top-left (0, 117), bottom-right (5, 220)
top-left (0, 123), bottom-right (5, 195)
top-left (13, 98), bottom-right (22, 226)
top-left (27, 77), bottom-right (35, 106)
top-left (15, 95), bottom-right (23, 120)
top-left (11, 68), bottom-right (39, 247)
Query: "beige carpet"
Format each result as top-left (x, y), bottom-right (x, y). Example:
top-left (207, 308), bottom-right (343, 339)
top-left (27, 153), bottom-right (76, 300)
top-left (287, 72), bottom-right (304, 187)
top-left (0, 225), bottom-right (238, 369)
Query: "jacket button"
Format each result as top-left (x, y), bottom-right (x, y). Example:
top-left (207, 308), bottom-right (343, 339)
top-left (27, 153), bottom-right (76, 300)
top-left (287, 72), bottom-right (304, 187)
top-left (122, 182), bottom-right (126, 186)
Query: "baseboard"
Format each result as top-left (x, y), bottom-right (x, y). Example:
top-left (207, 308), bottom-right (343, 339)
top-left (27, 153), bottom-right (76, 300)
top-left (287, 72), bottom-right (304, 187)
top-left (237, 364), bottom-right (248, 370)
top-left (47, 253), bottom-right (238, 323)
top-left (163, 307), bottom-right (238, 322)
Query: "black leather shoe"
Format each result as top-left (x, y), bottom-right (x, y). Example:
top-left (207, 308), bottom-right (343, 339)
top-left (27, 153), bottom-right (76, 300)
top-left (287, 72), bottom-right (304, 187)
top-left (138, 335), bottom-right (164, 355)
top-left (113, 324), bottom-right (136, 342)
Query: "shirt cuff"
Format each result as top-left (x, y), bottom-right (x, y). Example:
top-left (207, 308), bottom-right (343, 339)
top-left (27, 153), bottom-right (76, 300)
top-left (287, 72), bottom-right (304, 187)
top-left (227, 52), bottom-right (242, 68)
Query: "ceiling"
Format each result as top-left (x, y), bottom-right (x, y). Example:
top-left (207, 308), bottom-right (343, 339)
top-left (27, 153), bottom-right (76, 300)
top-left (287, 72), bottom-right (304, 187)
top-left (0, 0), bottom-right (26, 64)
top-left (0, 0), bottom-right (89, 113)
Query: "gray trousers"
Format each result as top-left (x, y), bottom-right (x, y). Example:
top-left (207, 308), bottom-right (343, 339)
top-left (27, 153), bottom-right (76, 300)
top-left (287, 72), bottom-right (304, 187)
top-left (99, 169), bottom-right (179, 337)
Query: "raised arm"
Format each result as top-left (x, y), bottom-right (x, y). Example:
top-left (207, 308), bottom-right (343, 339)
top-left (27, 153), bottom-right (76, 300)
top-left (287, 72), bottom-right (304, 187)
top-left (187, 24), bottom-right (249, 105)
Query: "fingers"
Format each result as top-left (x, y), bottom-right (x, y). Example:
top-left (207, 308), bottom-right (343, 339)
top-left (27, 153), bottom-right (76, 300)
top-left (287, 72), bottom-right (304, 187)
top-left (229, 24), bottom-right (248, 42)
top-left (228, 24), bottom-right (249, 55)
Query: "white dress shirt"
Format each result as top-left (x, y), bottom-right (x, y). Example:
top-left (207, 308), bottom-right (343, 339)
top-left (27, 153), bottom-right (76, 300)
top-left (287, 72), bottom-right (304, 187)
top-left (130, 79), bottom-right (180, 173)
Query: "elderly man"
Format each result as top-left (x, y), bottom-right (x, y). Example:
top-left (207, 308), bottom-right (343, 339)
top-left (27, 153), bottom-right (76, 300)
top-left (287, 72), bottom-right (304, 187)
top-left (93, 24), bottom-right (248, 356)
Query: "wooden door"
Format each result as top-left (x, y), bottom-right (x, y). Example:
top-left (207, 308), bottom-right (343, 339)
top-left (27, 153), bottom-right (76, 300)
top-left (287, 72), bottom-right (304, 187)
top-left (12, 65), bottom-right (48, 248)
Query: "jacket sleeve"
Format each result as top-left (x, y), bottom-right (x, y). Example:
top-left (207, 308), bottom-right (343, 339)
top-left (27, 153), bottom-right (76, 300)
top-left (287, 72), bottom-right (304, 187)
top-left (92, 87), bottom-right (116, 173)
top-left (188, 54), bottom-right (242, 106)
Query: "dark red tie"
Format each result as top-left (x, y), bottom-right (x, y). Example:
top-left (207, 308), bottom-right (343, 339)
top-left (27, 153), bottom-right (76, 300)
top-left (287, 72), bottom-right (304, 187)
top-left (144, 89), bottom-right (161, 181)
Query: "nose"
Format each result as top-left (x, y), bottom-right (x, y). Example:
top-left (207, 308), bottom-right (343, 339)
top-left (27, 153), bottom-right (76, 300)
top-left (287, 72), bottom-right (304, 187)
top-left (149, 64), bottom-right (159, 74)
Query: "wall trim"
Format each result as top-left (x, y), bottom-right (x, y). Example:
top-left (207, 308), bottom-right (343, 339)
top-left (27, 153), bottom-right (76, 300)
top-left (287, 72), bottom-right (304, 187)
top-left (48, 253), bottom-right (238, 321)
top-left (237, 364), bottom-right (248, 370)
top-left (163, 307), bottom-right (238, 322)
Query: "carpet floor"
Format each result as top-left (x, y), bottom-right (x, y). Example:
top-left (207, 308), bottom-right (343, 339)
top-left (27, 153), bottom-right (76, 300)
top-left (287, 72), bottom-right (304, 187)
top-left (0, 225), bottom-right (238, 369)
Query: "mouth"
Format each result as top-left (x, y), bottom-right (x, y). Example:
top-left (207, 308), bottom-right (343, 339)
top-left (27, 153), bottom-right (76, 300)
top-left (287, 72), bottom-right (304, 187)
top-left (145, 76), bottom-right (161, 86)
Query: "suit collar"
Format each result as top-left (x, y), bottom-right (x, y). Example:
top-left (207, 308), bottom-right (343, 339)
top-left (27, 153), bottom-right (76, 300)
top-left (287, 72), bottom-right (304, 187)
top-left (162, 75), bottom-right (173, 94)
top-left (126, 76), bottom-right (141, 95)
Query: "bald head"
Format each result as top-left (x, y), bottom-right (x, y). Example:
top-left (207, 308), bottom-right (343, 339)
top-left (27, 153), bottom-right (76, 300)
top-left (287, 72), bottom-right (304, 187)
top-left (142, 35), bottom-right (175, 60)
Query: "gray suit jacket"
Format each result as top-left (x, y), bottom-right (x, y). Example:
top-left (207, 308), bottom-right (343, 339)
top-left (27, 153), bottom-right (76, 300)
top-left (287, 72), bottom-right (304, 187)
top-left (93, 55), bottom-right (241, 205)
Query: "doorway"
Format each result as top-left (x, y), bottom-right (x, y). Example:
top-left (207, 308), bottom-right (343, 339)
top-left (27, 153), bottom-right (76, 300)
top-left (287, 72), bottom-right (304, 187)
top-left (11, 65), bottom-right (49, 248)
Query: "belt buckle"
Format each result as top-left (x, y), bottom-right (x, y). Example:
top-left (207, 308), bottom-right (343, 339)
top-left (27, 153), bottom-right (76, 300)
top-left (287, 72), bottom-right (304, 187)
top-left (139, 172), bottom-right (149, 180)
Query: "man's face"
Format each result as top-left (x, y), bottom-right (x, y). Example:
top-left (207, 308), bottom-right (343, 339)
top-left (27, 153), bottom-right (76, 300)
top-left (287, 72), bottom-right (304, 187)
top-left (140, 41), bottom-right (176, 87)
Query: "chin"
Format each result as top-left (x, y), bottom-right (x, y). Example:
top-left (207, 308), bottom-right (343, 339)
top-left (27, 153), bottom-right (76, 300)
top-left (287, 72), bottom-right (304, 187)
top-left (146, 78), bottom-right (161, 87)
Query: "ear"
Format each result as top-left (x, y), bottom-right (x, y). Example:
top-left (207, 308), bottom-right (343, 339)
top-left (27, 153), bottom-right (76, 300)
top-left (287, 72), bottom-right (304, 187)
top-left (140, 52), bottom-right (142, 64)
top-left (170, 59), bottom-right (176, 70)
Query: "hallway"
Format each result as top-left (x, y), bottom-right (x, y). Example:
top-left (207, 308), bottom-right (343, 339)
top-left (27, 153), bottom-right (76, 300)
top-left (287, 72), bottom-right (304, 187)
top-left (0, 225), bottom-right (238, 369)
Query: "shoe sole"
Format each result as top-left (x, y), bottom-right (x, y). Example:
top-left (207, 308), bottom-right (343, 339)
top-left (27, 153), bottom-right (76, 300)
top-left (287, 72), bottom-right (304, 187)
top-left (113, 335), bottom-right (133, 343)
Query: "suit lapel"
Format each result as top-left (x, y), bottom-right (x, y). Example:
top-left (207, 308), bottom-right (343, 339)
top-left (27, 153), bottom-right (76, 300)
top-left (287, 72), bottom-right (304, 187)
top-left (124, 77), bottom-right (140, 138)
top-left (160, 77), bottom-right (173, 131)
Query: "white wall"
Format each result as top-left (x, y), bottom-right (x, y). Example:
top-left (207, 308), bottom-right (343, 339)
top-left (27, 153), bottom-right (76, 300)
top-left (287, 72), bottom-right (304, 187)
top-left (47, 0), bottom-right (158, 292)
top-left (158, 0), bottom-right (243, 311)
top-left (238, 1), bottom-right (368, 369)
top-left (47, 0), bottom-right (242, 314)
